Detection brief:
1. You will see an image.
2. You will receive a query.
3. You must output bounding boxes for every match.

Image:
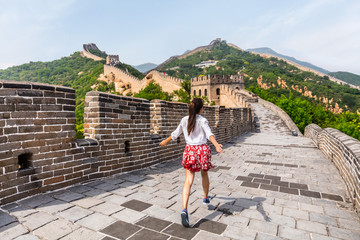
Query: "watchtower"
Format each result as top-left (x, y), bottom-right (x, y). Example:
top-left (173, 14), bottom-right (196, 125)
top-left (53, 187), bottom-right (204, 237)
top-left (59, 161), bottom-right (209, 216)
top-left (191, 74), bottom-right (244, 105)
top-left (106, 55), bottom-right (120, 66)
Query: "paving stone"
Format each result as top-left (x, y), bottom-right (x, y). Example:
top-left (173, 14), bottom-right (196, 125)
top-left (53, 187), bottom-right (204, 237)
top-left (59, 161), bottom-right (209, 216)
top-left (233, 198), bottom-right (258, 209)
top-left (57, 205), bottom-right (93, 222)
top-left (54, 191), bottom-right (84, 202)
top-left (260, 184), bottom-right (279, 191)
top-left (102, 194), bottom-right (128, 205)
top-left (256, 232), bottom-right (283, 240)
top-left (59, 227), bottom-right (105, 240)
top-left (279, 225), bottom-right (310, 240)
top-left (248, 219), bottom-right (278, 235)
top-left (36, 200), bottom-right (73, 214)
top-left (121, 199), bottom-right (152, 211)
top-left (279, 187), bottom-right (299, 195)
top-left (162, 223), bottom-right (200, 240)
top-left (32, 219), bottom-right (79, 240)
top-left (300, 190), bottom-right (321, 198)
top-left (236, 176), bottom-right (253, 182)
top-left (111, 187), bottom-right (138, 197)
top-left (0, 210), bottom-right (16, 227)
top-left (19, 195), bottom-right (55, 208)
top-left (222, 225), bottom-right (257, 240)
top-left (328, 226), bottom-right (360, 240)
top-left (267, 213), bottom-right (295, 227)
top-left (309, 212), bottom-right (338, 227)
top-left (128, 228), bottom-right (169, 240)
top-left (297, 219), bottom-right (327, 235)
top-left (283, 207), bottom-right (309, 220)
top-left (20, 211), bottom-right (57, 230)
top-left (241, 209), bottom-right (269, 221)
top-left (67, 185), bottom-right (93, 194)
top-left (153, 189), bottom-right (177, 200)
top-left (273, 198), bottom-right (298, 209)
top-left (71, 197), bottom-right (104, 209)
top-left (128, 191), bottom-right (154, 201)
top-left (141, 179), bottom-right (161, 187)
top-left (299, 202), bottom-right (324, 214)
top-left (14, 234), bottom-right (40, 240)
top-left (192, 230), bottom-right (230, 239)
top-left (143, 205), bottom-right (175, 219)
top-left (324, 206), bottom-right (357, 219)
top-left (148, 196), bottom-right (176, 208)
top-left (94, 183), bottom-right (118, 191)
top-left (136, 216), bottom-right (171, 231)
top-left (0, 223), bottom-right (29, 240)
top-left (290, 183), bottom-right (308, 190)
top-left (241, 181), bottom-right (260, 188)
top-left (100, 220), bottom-right (141, 239)
top-left (90, 202), bottom-right (124, 216)
top-left (76, 213), bottom-right (115, 231)
top-left (112, 208), bottom-right (147, 223)
top-left (192, 206), bottom-right (223, 221)
top-left (310, 233), bottom-right (341, 240)
top-left (321, 193), bottom-right (343, 201)
top-left (218, 214), bottom-right (249, 228)
top-left (83, 188), bottom-right (112, 198)
top-left (119, 174), bottom-right (146, 183)
top-left (337, 218), bottom-right (360, 232)
top-left (193, 218), bottom-right (227, 234)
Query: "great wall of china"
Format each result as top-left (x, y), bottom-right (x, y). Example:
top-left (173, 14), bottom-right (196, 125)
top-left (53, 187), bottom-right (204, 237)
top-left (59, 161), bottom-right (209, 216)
top-left (0, 42), bottom-right (359, 216)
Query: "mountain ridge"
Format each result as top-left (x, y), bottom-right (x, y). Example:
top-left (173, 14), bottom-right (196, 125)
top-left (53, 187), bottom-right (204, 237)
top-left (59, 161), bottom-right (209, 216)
top-left (247, 47), bottom-right (330, 74)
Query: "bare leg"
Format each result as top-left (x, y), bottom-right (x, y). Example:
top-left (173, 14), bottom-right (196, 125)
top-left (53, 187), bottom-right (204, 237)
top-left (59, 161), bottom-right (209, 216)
top-left (182, 169), bottom-right (195, 210)
top-left (201, 169), bottom-right (209, 198)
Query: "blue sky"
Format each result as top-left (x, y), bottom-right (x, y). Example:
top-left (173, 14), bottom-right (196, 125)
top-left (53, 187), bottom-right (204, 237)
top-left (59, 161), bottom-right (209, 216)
top-left (1, 0), bottom-right (359, 74)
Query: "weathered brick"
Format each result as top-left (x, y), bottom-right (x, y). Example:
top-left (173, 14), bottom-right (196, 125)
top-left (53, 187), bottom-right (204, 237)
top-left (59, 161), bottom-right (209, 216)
top-left (44, 176), bottom-right (65, 185)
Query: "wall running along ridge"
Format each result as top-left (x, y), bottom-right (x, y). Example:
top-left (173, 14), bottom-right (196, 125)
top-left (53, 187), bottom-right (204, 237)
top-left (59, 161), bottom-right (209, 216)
top-left (0, 80), bottom-right (253, 205)
top-left (82, 44), bottom-right (104, 61)
top-left (305, 124), bottom-right (360, 213)
top-left (103, 65), bottom-right (183, 94)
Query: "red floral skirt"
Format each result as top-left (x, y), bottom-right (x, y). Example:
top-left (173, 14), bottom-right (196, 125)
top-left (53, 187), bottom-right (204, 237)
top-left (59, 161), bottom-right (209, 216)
top-left (182, 144), bottom-right (213, 172)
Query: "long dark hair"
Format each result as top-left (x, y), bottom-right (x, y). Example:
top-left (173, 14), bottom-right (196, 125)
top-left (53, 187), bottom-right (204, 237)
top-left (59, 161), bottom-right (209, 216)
top-left (187, 98), bottom-right (203, 135)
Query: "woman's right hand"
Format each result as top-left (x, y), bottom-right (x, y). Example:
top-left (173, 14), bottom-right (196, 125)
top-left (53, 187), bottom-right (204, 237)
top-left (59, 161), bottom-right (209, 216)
top-left (159, 140), bottom-right (167, 147)
top-left (215, 144), bottom-right (223, 153)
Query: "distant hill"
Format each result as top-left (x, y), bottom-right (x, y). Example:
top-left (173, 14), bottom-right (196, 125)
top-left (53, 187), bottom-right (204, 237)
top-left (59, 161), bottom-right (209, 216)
top-left (328, 71), bottom-right (360, 87)
top-left (247, 47), bottom-right (330, 74)
top-left (132, 63), bottom-right (158, 73)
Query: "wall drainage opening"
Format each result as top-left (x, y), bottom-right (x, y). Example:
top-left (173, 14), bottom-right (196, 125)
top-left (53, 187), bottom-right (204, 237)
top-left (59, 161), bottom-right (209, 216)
top-left (125, 141), bottom-right (130, 154)
top-left (18, 153), bottom-right (32, 170)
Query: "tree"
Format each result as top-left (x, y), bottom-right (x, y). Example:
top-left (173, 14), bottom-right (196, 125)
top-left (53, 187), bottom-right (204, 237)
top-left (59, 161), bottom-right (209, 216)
top-left (134, 81), bottom-right (172, 101)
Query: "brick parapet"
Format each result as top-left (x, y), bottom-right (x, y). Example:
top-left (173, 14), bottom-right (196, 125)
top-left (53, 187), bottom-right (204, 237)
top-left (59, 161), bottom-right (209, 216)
top-left (0, 83), bottom-right (253, 205)
top-left (305, 124), bottom-right (360, 213)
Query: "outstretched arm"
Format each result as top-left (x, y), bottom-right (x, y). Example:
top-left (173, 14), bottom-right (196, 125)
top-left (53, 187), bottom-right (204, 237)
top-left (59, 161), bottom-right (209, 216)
top-left (159, 136), bottom-right (172, 147)
top-left (209, 135), bottom-right (223, 153)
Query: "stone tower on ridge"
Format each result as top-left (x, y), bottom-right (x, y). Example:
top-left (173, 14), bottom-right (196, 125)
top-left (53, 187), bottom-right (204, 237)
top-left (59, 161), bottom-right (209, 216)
top-left (191, 74), bottom-right (245, 106)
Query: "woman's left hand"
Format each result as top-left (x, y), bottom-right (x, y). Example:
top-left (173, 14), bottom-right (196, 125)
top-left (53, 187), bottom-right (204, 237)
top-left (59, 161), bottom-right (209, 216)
top-left (159, 140), bottom-right (167, 147)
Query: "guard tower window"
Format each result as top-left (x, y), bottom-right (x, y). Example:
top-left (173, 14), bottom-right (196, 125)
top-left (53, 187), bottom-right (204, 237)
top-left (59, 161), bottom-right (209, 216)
top-left (199, 90), bottom-right (201, 96)
top-left (216, 88), bottom-right (220, 95)
top-left (194, 90), bottom-right (196, 95)
top-left (204, 89), bottom-right (207, 96)
top-left (18, 153), bottom-right (32, 170)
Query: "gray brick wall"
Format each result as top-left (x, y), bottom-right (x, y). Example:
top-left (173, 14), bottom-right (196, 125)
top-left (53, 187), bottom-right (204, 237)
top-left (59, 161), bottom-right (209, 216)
top-left (305, 124), bottom-right (360, 213)
top-left (0, 81), bottom-right (254, 205)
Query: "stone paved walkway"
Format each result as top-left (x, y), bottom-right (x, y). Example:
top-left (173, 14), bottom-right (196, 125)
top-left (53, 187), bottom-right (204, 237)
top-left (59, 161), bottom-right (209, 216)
top-left (1, 103), bottom-right (360, 240)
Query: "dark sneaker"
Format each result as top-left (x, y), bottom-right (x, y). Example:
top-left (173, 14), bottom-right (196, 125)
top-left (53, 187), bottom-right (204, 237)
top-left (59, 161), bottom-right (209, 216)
top-left (181, 209), bottom-right (190, 227)
top-left (203, 198), bottom-right (210, 205)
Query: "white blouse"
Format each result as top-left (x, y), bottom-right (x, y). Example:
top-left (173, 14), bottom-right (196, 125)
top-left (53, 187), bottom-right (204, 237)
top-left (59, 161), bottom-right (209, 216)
top-left (171, 115), bottom-right (214, 145)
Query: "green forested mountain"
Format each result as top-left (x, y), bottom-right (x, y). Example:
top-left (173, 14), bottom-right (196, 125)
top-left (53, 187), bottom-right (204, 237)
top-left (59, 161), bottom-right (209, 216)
top-left (158, 40), bottom-right (360, 140)
top-left (328, 71), bottom-right (360, 87)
